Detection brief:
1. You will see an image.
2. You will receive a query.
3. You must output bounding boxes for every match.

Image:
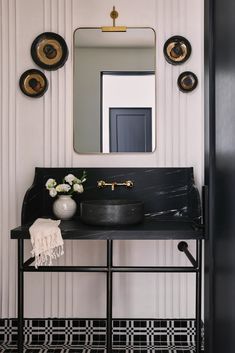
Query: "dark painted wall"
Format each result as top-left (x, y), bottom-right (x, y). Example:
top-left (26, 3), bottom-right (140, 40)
top-left (205, 1), bottom-right (235, 352)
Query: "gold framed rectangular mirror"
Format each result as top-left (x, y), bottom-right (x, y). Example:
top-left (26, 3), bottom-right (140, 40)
top-left (73, 27), bottom-right (156, 154)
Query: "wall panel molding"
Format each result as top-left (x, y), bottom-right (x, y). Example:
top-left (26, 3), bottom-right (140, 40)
top-left (0, 0), bottom-right (17, 318)
top-left (0, 0), bottom-right (204, 318)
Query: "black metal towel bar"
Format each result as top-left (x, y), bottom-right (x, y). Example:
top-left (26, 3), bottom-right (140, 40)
top-left (178, 241), bottom-right (198, 267)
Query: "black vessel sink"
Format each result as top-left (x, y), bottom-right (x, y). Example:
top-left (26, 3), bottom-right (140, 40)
top-left (80, 199), bottom-right (144, 226)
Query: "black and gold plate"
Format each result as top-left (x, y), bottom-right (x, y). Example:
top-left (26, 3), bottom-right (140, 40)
top-left (31, 32), bottom-right (68, 70)
top-left (163, 36), bottom-right (191, 65)
top-left (177, 71), bottom-right (198, 93)
top-left (19, 69), bottom-right (48, 98)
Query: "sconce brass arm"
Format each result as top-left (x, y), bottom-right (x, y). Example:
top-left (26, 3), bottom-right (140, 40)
top-left (97, 180), bottom-right (134, 191)
top-left (101, 6), bottom-right (127, 32)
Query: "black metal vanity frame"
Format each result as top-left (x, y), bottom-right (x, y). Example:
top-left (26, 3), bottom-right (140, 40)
top-left (13, 223), bottom-right (204, 353)
top-left (11, 167), bottom-right (205, 353)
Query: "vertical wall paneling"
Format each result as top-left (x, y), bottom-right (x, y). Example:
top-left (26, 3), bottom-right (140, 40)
top-left (65, 0), bottom-right (73, 168)
top-left (155, 0), bottom-right (164, 165)
top-left (51, 0), bottom-right (60, 318)
top-left (0, 0), bottom-right (3, 316)
top-left (1, 0), bottom-right (10, 318)
top-left (57, 0), bottom-right (65, 319)
top-left (43, 0), bottom-right (52, 317)
top-left (66, 0), bottom-right (74, 318)
top-left (0, 0), bottom-right (17, 318)
top-left (8, 0), bottom-right (17, 318)
top-left (43, 0), bottom-right (51, 167)
top-left (0, 0), bottom-right (204, 318)
top-left (14, 0), bottom-right (21, 315)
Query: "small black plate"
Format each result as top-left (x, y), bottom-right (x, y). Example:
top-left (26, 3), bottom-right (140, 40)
top-left (19, 69), bottom-right (48, 98)
top-left (31, 32), bottom-right (69, 70)
top-left (164, 35), bottom-right (191, 65)
top-left (177, 71), bottom-right (198, 93)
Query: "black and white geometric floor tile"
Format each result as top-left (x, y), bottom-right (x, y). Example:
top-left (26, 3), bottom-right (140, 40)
top-left (0, 345), bottom-right (197, 351)
top-left (0, 319), bottom-right (202, 352)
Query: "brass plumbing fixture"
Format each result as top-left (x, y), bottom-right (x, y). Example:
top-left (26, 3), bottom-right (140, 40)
top-left (101, 6), bottom-right (127, 32)
top-left (97, 180), bottom-right (134, 191)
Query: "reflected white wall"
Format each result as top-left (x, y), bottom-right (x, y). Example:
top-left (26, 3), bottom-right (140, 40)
top-left (102, 74), bottom-right (155, 152)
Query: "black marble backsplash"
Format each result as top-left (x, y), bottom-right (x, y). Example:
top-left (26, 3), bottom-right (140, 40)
top-left (22, 167), bottom-right (201, 225)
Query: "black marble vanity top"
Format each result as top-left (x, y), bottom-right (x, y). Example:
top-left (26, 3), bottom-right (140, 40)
top-left (11, 217), bottom-right (203, 240)
top-left (10, 167), bottom-right (204, 240)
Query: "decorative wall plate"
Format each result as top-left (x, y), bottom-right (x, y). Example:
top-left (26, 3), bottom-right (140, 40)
top-left (31, 32), bottom-right (68, 70)
top-left (19, 69), bottom-right (48, 98)
top-left (163, 36), bottom-right (191, 65)
top-left (177, 71), bottom-right (198, 93)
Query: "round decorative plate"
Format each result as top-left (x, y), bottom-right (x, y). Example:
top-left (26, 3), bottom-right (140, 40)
top-left (177, 71), bottom-right (198, 93)
top-left (19, 69), bottom-right (48, 98)
top-left (163, 36), bottom-right (191, 65)
top-left (31, 32), bottom-right (69, 70)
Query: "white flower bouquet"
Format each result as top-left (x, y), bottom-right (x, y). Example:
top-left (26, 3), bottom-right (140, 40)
top-left (45, 171), bottom-right (87, 197)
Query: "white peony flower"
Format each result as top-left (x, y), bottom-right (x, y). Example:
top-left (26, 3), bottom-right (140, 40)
top-left (73, 183), bottom-right (84, 193)
top-left (45, 178), bottom-right (56, 190)
top-left (56, 184), bottom-right (71, 193)
top-left (64, 174), bottom-right (76, 185)
top-left (71, 177), bottom-right (79, 184)
top-left (49, 188), bottom-right (57, 197)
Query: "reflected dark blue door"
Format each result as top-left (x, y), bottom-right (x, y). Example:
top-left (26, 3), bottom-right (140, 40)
top-left (109, 107), bottom-right (152, 152)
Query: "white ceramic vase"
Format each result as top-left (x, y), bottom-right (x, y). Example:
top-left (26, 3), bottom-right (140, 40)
top-left (53, 195), bottom-right (77, 220)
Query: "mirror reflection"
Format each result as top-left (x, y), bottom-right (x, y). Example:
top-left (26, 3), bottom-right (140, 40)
top-left (73, 27), bottom-right (156, 153)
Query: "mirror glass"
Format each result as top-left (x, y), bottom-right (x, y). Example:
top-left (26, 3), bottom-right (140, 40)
top-left (73, 27), bottom-right (156, 153)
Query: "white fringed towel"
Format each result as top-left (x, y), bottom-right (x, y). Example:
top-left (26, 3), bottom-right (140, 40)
top-left (29, 218), bottom-right (64, 268)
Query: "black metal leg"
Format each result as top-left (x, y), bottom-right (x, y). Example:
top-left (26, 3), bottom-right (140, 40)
top-left (18, 239), bottom-right (24, 353)
top-left (16, 236), bottom-right (202, 353)
top-left (195, 239), bottom-right (202, 353)
top-left (106, 240), bottom-right (113, 353)
top-left (178, 240), bottom-right (202, 352)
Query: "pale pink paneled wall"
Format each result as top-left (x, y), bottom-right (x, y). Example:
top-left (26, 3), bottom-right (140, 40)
top-left (0, 0), bottom-right (204, 318)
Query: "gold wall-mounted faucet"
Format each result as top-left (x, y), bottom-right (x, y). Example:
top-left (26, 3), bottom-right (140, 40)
top-left (97, 180), bottom-right (134, 191)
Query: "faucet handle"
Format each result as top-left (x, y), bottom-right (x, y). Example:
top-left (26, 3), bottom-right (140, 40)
top-left (125, 180), bottom-right (134, 188)
top-left (97, 180), bottom-right (106, 188)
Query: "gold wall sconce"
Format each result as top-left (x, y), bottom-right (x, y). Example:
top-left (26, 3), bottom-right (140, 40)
top-left (102, 6), bottom-right (127, 32)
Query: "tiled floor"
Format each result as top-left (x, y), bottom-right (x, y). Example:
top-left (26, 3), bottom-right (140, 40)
top-left (0, 347), bottom-right (197, 353)
top-left (0, 319), bottom-right (200, 353)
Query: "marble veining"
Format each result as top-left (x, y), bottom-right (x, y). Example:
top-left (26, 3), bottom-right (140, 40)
top-left (21, 167), bottom-right (201, 225)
